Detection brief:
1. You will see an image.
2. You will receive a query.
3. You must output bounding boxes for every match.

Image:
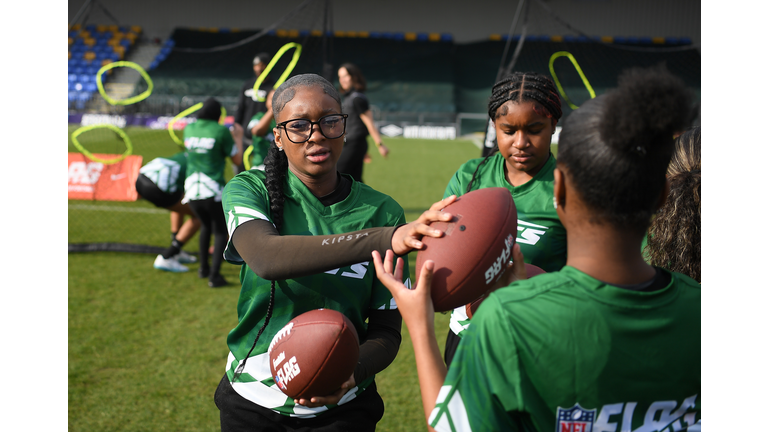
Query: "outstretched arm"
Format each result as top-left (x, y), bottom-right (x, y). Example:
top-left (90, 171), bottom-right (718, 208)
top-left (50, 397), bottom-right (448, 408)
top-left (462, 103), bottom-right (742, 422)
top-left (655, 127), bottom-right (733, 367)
top-left (360, 110), bottom-right (389, 158)
top-left (372, 244), bottom-right (527, 430)
top-left (231, 196), bottom-right (458, 281)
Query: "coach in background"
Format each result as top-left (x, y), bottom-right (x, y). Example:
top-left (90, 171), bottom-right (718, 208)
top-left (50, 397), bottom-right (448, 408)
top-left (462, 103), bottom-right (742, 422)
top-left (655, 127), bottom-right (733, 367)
top-left (234, 52), bottom-right (274, 174)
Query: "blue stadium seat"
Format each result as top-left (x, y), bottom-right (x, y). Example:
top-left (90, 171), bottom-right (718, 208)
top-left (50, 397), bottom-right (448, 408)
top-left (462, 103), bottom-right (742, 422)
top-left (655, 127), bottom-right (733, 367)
top-left (84, 82), bottom-right (98, 93)
top-left (78, 74), bottom-right (93, 84)
top-left (76, 92), bottom-right (91, 109)
top-left (68, 73), bottom-right (78, 83)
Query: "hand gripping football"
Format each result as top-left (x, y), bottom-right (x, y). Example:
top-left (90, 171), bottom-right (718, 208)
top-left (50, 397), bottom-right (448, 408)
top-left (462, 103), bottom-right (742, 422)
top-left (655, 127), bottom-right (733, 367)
top-left (267, 309), bottom-right (359, 399)
top-left (415, 187), bottom-right (518, 312)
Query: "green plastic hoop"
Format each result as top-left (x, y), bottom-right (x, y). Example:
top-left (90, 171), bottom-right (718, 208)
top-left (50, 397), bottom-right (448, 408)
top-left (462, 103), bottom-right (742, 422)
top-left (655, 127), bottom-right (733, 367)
top-left (96, 61), bottom-right (154, 105)
top-left (253, 42), bottom-right (303, 102)
top-left (548, 51), bottom-right (596, 110)
top-left (168, 104), bottom-right (228, 147)
top-left (70, 124), bottom-right (134, 164)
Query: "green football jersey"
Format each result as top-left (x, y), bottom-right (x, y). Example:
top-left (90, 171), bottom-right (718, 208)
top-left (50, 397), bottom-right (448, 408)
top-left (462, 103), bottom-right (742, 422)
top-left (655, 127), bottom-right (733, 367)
top-left (246, 112), bottom-right (275, 170)
top-left (182, 119), bottom-right (236, 201)
top-left (430, 266), bottom-right (701, 432)
top-left (139, 151), bottom-right (187, 194)
top-left (221, 169), bottom-right (408, 418)
top-left (446, 152), bottom-right (567, 337)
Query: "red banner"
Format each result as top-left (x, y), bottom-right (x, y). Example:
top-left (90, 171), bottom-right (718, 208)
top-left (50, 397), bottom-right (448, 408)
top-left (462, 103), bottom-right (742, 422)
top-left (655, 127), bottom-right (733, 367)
top-left (68, 153), bottom-right (143, 201)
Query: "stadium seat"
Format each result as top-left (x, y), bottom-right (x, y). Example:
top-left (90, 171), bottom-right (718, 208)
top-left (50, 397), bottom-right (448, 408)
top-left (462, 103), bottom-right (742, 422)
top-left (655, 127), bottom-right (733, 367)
top-left (68, 73), bottom-right (78, 83)
top-left (84, 82), bottom-right (98, 93)
top-left (76, 92), bottom-right (91, 109)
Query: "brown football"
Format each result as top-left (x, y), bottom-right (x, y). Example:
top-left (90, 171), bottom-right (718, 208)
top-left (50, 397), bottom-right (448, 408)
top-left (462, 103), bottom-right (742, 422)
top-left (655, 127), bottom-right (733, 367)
top-left (267, 309), bottom-right (359, 399)
top-left (416, 187), bottom-right (518, 312)
top-left (465, 263), bottom-right (547, 319)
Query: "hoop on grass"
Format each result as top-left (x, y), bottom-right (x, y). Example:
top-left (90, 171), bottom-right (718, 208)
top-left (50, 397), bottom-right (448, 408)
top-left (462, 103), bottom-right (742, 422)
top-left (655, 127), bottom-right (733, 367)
top-left (548, 51), bottom-right (595, 110)
top-left (253, 42), bottom-right (303, 102)
top-left (70, 124), bottom-right (134, 164)
top-left (168, 104), bottom-right (228, 147)
top-left (96, 61), bottom-right (154, 105)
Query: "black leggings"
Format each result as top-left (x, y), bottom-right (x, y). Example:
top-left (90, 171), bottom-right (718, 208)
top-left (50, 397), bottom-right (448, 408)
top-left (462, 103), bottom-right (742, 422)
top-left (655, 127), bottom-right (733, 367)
top-left (214, 374), bottom-right (384, 432)
top-left (188, 197), bottom-right (228, 278)
top-left (336, 136), bottom-right (368, 183)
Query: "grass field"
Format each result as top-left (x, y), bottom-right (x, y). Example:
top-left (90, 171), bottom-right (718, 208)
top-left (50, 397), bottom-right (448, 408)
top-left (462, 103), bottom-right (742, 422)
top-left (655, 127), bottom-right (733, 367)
top-left (68, 128), bottom-right (483, 431)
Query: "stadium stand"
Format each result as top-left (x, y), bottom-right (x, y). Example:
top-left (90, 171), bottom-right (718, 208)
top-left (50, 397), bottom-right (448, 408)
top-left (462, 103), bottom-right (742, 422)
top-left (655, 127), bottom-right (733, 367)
top-left (68, 21), bottom-right (700, 130)
top-left (67, 23), bottom-right (141, 110)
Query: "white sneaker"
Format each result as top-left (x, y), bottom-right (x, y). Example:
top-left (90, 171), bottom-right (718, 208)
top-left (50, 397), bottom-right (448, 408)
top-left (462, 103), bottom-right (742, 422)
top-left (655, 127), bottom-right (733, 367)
top-left (154, 254), bottom-right (189, 272)
top-left (176, 250), bottom-right (198, 264)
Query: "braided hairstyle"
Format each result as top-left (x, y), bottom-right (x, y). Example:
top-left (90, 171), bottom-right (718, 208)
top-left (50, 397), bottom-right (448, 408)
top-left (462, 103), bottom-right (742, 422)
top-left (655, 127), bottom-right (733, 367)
top-left (234, 74), bottom-right (342, 381)
top-left (466, 71), bottom-right (562, 193)
top-left (645, 127), bottom-right (701, 282)
top-left (556, 65), bottom-right (694, 234)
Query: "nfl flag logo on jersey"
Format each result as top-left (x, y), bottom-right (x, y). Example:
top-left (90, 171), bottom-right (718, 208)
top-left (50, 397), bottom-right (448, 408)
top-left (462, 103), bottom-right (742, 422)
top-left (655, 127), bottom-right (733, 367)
top-left (555, 404), bottom-right (596, 432)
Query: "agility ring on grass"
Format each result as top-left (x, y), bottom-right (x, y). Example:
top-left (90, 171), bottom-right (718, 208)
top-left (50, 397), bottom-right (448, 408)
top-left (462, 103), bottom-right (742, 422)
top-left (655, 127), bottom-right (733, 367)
top-left (70, 124), bottom-right (134, 164)
top-left (548, 51), bottom-right (596, 110)
top-left (253, 42), bottom-right (302, 102)
top-left (96, 61), bottom-right (154, 106)
top-left (167, 104), bottom-right (227, 146)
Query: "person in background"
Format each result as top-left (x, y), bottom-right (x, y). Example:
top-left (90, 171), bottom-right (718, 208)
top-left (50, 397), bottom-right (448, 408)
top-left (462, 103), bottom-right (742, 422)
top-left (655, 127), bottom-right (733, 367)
top-left (234, 52), bottom-right (273, 174)
top-left (373, 65), bottom-right (700, 432)
top-left (135, 151), bottom-right (201, 272)
top-left (336, 63), bottom-right (389, 183)
top-left (441, 71), bottom-right (568, 367)
top-left (645, 126), bottom-right (701, 282)
top-left (244, 89), bottom-right (276, 171)
top-left (183, 97), bottom-right (243, 287)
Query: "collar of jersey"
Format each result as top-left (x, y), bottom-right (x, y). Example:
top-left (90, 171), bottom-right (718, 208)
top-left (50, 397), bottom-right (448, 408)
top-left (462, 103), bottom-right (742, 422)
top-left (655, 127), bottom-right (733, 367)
top-left (557, 265), bottom-right (683, 309)
top-left (284, 170), bottom-right (360, 217)
top-left (489, 152), bottom-right (556, 196)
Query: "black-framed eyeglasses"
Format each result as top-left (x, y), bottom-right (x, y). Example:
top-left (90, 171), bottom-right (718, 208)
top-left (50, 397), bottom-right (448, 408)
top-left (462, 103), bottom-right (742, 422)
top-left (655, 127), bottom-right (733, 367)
top-left (277, 114), bottom-right (349, 144)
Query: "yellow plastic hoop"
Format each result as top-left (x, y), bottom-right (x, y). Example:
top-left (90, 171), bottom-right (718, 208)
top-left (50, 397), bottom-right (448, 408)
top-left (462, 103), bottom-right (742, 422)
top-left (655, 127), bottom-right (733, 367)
top-left (243, 144), bottom-right (254, 171)
top-left (548, 51), bottom-right (596, 110)
top-left (168, 104), bottom-right (229, 147)
top-left (96, 61), bottom-right (154, 105)
top-left (70, 124), bottom-right (134, 164)
top-left (253, 42), bottom-right (303, 102)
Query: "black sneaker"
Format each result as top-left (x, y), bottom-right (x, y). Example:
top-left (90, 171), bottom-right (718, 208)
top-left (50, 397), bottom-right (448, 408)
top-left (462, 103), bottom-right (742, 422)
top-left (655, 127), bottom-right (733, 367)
top-left (199, 267), bottom-right (210, 279)
top-left (208, 274), bottom-right (228, 288)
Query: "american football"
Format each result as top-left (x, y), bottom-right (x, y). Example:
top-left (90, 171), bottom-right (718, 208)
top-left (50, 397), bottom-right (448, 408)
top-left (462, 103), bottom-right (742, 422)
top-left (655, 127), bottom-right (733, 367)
top-left (416, 187), bottom-right (518, 312)
top-left (267, 308), bottom-right (359, 399)
top-left (465, 263), bottom-right (546, 319)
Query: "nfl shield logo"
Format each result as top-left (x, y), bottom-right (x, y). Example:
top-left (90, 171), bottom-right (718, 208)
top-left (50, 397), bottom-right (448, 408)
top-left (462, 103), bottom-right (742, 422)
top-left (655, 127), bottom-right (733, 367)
top-left (555, 404), bottom-right (596, 432)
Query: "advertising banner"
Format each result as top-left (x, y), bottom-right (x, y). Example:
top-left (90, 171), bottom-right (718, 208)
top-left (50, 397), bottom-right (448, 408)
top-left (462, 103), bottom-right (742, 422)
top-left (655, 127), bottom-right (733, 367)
top-left (68, 153), bottom-right (143, 201)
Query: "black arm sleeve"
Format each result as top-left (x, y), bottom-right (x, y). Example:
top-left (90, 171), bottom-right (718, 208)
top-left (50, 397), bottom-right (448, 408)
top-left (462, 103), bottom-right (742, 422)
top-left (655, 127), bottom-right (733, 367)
top-left (231, 219), bottom-right (399, 281)
top-left (354, 309), bottom-right (402, 385)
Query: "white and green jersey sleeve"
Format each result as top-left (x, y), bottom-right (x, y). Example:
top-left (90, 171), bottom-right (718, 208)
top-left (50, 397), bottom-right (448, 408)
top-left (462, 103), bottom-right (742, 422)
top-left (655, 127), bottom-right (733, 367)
top-left (220, 169), bottom-right (409, 418)
top-left (139, 151), bottom-right (187, 194)
top-left (445, 153), bottom-right (567, 337)
top-left (182, 119), bottom-right (236, 202)
top-left (431, 267), bottom-right (702, 432)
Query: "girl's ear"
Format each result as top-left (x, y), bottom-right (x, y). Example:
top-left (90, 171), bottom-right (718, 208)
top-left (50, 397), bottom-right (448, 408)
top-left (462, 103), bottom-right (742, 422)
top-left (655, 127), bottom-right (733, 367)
top-left (553, 167), bottom-right (566, 212)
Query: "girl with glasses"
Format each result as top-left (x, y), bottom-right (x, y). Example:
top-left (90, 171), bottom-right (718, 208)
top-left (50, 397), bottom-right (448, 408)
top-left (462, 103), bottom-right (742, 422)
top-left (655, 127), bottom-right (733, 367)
top-left (215, 73), bottom-right (456, 431)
